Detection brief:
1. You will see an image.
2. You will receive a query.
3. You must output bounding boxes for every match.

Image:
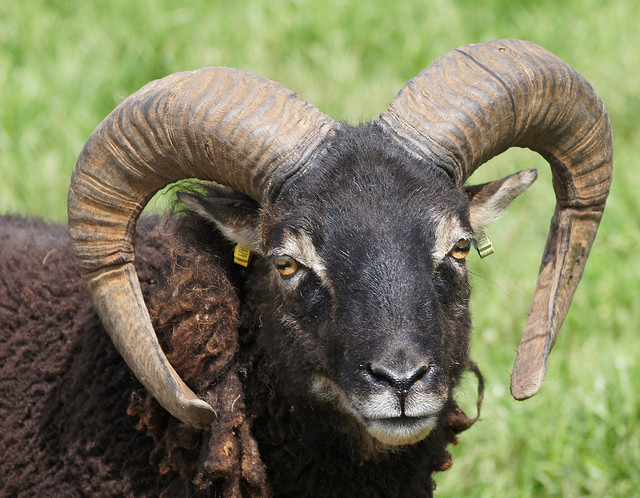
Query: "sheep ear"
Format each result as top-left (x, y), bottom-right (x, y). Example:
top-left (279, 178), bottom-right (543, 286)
top-left (464, 169), bottom-right (538, 231)
top-left (177, 190), bottom-right (261, 252)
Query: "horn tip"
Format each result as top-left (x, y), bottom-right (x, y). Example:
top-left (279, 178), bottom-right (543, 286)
top-left (510, 361), bottom-right (547, 400)
top-left (179, 397), bottom-right (216, 429)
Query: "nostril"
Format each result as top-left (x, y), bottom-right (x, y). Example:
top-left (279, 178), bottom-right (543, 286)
top-left (368, 363), bottom-right (430, 393)
top-left (368, 363), bottom-right (393, 384)
top-left (407, 364), bottom-right (429, 387)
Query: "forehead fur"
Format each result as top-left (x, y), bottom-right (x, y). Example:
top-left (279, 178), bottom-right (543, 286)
top-left (278, 125), bottom-right (466, 212)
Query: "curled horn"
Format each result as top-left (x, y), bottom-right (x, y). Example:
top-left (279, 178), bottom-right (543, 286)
top-left (378, 39), bottom-right (613, 400)
top-left (68, 67), bottom-right (337, 427)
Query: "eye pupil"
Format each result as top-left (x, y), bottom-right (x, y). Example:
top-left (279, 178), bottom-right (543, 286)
top-left (450, 239), bottom-right (471, 260)
top-left (274, 256), bottom-right (299, 277)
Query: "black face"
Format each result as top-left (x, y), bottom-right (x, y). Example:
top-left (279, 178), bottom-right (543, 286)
top-left (256, 125), bottom-right (474, 446)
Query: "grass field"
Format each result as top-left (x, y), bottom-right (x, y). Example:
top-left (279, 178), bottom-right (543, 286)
top-left (2, 0), bottom-right (638, 495)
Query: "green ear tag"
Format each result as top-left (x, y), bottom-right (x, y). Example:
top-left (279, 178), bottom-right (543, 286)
top-left (233, 245), bottom-right (252, 267)
top-left (474, 229), bottom-right (494, 259)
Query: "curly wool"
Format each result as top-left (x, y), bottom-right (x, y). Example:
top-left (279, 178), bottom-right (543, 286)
top-left (0, 216), bottom-right (173, 496)
top-left (0, 215), bottom-right (266, 496)
top-left (133, 216), bottom-right (270, 497)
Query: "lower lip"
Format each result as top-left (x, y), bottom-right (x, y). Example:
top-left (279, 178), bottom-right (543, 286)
top-left (365, 415), bottom-right (438, 445)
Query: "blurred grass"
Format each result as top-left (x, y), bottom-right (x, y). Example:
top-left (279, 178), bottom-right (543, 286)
top-left (2, 0), bottom-right (638, 495)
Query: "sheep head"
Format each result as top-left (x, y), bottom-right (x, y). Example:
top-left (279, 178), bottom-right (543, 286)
top-left (68, 39), bottom-right (612, 434)
top-left (180, 126), bottom-right (536, 445)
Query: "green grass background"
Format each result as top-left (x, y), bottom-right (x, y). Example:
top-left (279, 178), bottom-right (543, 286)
top-left (2, 0), bottom-right (638, 495)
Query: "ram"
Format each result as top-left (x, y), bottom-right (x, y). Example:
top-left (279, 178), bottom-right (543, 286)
top-left (0, 39), bottom-right (612, 496)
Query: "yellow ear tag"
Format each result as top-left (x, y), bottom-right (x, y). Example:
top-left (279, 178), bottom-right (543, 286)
top-left (233, 245), bottom-right (252, 267)
top-left (474, 229), bottom-right (494, 259)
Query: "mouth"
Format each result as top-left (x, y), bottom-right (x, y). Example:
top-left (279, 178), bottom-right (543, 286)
top-left (310, 374), bottom-right (444, 446)
top-left (364, 414), bottom-right (439, 446)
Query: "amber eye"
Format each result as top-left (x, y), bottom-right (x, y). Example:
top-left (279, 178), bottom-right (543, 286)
top-left (449, 239), bottom-right (471, 260)
top-left (273, 256), bottom-right (300, 278)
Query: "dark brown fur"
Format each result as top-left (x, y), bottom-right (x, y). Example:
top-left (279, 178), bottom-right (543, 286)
top-left (0, 214), bottom-right (478, 496)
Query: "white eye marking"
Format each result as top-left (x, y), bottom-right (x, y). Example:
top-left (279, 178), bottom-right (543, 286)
top-left (274, 231), bottom-right (333, 291)
top-left (431, 216), bottom-right (473, 265)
